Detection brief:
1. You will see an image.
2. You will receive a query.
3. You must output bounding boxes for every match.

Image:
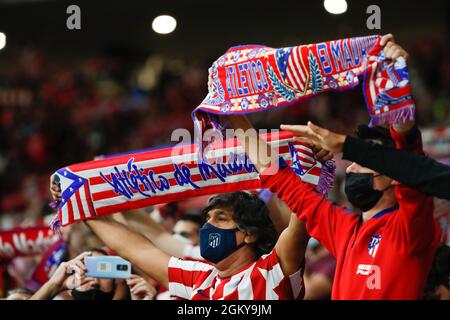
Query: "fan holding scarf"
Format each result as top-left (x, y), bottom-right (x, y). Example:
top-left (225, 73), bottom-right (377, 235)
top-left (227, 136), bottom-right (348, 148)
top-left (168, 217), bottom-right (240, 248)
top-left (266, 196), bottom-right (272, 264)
top-left (48, 33), bottom-right (429, 300)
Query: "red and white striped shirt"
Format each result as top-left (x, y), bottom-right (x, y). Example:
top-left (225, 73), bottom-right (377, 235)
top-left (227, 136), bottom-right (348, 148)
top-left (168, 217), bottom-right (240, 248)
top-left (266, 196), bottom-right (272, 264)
top-left (168, 249), bottom-right (304, 300)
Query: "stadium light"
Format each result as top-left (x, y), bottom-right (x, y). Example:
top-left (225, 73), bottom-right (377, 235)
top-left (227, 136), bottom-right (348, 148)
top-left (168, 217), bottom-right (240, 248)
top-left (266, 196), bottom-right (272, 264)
top-left (152, 15), bottom-right (177, 35)
top-left (323, 0), bottom-right (347, 15)
top-left (0, 32), bottom-right (6, 50)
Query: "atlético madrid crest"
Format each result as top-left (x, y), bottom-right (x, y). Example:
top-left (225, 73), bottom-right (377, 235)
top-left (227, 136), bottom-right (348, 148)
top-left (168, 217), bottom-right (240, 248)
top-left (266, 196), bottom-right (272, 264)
top-left (209, 233), bottom-right (221, 248)
top-left (368, 235), bottom-right (382, 258)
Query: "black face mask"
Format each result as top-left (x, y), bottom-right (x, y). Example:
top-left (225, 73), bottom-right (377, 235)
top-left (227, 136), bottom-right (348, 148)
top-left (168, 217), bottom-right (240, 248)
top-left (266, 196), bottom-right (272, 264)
top-left (344, 173), bottom-right (384, 212)
top-left (71, 288), bottom-right (114, 300)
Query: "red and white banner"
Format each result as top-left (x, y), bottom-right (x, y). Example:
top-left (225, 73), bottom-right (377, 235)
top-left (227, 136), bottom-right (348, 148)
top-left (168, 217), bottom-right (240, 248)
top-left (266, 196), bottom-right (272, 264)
top-left (0, 226), bottom-right (58, 261)
top-left (52, 131), bottom-right (334, 228)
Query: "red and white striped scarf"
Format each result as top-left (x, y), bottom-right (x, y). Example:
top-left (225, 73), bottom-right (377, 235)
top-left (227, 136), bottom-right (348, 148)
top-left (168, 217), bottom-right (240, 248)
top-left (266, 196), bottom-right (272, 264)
top-left (51, 131), bottom-right (334, 229)
top-left (0, 226), bottom-right (58, 261)
top-left (193, 35), bottom-right (415, 146)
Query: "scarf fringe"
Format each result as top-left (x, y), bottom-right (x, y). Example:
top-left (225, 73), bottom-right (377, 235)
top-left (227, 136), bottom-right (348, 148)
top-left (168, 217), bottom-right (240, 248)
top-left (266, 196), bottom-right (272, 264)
top-left (49, 214), bottom-right (62, 239)
top-left (316, 160), bottom-right (336, 195)
top-left (369, 104), bottom-right (415, 127)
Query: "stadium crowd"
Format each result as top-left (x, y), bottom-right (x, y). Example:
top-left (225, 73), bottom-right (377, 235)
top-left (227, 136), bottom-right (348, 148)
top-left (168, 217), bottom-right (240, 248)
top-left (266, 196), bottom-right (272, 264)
top-left (0, 34), bottom-right (449, 300)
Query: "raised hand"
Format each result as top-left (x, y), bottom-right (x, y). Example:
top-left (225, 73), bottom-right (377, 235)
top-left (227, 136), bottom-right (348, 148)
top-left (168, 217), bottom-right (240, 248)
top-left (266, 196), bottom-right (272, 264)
top-left (126, 274), bottom-right (157, 300)
top-left (49, 173), bottom-right (62, 203)
top-left (380, 33), bottom-right (409, 61)
top-left (280, 121), bottom-right (346, 157)
top-left (49, 251), bottom-right (92, 290)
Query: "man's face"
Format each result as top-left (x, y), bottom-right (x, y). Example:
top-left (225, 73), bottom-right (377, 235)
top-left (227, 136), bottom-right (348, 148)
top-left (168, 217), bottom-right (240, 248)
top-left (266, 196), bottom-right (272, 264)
top-left (172, 220), bottom-right (200, 245)
top-left (346, 162), bottom-right (393, 191)
top-left (204, 207), bottom-right (246, 244)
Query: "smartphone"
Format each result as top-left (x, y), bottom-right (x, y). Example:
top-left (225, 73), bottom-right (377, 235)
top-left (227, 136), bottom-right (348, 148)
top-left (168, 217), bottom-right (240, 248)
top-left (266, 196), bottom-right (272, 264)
top-left (84, 256), bottom-right (131, 279)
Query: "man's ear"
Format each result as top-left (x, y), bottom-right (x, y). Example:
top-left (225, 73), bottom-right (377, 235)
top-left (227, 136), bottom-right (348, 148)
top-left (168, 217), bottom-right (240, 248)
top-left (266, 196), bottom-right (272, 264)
top-left (244, 232), bottom-right (257, 244)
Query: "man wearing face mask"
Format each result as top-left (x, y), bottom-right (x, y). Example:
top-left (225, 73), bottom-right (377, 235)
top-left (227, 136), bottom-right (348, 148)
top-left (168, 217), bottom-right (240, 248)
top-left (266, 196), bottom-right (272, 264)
top-left (50, 187), bottom-right (309, 300)
top-left (226, 35), bottom-right (441, 300)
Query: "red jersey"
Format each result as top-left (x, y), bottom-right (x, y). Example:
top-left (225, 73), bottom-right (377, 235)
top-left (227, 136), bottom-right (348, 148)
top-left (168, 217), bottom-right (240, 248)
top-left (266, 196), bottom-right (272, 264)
top-left (261, 126), bottom-right (441, 299)
top-left (167, 249), bottom-right (304, 300)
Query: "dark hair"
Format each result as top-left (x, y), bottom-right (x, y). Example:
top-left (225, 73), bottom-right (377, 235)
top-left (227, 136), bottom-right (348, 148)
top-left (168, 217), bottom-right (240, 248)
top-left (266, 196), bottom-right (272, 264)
top-left (202, 191), bottom-right (277, 259)
top-left (355, 125), bottom-right (395, 147)
top-left (179, 212), bottom-right (205, 227)
top-left (424, 244), bottom-right (450, 299)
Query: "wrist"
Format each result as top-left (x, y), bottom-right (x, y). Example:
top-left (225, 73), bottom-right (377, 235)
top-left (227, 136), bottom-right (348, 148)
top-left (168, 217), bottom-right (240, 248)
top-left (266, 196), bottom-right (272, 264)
top-left (45, 280), bottom-right (64, 295)
top-left (334, 134), bottom-right (346, 153)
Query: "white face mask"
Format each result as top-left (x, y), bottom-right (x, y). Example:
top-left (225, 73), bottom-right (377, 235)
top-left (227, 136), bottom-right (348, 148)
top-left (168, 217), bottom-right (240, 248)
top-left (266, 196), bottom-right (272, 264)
top-left (172, 233), bottom-right (193, 245)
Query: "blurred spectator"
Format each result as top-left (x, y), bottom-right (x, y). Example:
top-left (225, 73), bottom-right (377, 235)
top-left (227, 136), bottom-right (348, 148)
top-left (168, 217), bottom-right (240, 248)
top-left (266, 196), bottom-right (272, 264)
top-left (0, 33), bottom-right (448, 300)
top-left (423, 244), bottom-right (450, 300)
top-left (5, 287), bottom-right (33, 300)
top-left (304, 239), bottom-right (336, 300)
top-left (171, 212), bottom-right (204, 245)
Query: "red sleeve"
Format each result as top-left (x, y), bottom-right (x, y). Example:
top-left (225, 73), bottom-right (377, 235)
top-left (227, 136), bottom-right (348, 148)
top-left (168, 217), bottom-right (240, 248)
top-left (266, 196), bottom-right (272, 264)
top-left (390, 126), bottom-right (441, 252)
top-left (260, 160), bottom-right (359, 257)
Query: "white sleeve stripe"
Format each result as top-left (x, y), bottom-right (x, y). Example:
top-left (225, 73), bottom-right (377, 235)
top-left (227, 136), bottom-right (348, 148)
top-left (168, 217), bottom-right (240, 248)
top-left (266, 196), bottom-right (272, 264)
top-left (168, 282), bottom-right (193, 300)
top-left (168, 257), bottom-right (214, 272)
top-left (289, 268), bottom-right (304, 299)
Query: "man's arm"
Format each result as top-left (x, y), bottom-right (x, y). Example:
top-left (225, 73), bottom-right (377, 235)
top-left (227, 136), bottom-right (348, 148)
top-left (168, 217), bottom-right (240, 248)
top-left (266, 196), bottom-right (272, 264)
top-left (120, 209), bottom-right (187, 258)
top-left (226, 115), bottom-right (353, 269)
top-left (389, 125), bottom-right (441, 252)
top-left (274, 213), bottom-right (309, 276)
top-left (343, 136), bottom-right (450, 200)
top-left (267, 194), bottom-right (292, 235)
top-left (85, 217), bottom-right (170, 287)
top-left (281, 122), bottom-right (450, 200)
top-left (258, 189), bottom-right (292, 235)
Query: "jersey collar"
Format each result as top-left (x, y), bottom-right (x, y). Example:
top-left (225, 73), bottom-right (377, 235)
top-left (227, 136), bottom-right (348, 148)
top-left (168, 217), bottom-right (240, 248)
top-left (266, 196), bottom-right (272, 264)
top-left (372, 205), bottom-right (399, 219)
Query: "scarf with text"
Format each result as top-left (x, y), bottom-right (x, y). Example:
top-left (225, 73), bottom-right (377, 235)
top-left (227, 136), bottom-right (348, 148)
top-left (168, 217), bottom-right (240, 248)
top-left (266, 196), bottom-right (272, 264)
top-left (0, 226), bottom-right (58, 261)
top-left (50, 131), bottom-right (334, 229)
top-left (193, 35), bottom-right (415, 148)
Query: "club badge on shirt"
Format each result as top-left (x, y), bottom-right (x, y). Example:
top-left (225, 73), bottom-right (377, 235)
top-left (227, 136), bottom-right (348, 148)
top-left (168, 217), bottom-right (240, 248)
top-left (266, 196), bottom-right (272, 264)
top-left (368, 235), bottom-right (382, 258)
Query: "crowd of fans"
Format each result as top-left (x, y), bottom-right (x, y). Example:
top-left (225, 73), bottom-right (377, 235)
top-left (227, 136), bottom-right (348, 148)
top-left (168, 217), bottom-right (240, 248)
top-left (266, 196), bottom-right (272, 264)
top-left (0, 34), bottom-right (449, 300)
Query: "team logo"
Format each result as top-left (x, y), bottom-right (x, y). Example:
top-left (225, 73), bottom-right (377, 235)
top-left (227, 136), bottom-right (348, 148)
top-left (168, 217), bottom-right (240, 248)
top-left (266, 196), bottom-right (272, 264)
top-left (289, 142), bottom-right (305, 176)
top-left (346, 71), bottom-right (355, 84)
top-left (326, 76), bottom-right (338, 89)
top-left (258, 94), bottom-right (269, 109)
top-left (368, 234), bottom-right (381, 258)
top-left (288, 142), bottom-right (317, 177)
top-left (220, 100), bottom-right (231, 113)
top-left (241, 97), bottom-right (249, 110)
top-left (209, 233), bottom-right (221, 248)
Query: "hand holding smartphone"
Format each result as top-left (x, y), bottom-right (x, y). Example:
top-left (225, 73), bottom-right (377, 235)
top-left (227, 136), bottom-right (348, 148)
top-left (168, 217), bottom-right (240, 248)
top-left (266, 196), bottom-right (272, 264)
top-left (84, 256), bottom-right (131, 279)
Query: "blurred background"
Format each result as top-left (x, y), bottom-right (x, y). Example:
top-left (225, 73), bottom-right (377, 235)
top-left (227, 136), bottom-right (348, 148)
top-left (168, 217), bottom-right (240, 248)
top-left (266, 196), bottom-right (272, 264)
top-left (0, 0), bottom-right (448, 243)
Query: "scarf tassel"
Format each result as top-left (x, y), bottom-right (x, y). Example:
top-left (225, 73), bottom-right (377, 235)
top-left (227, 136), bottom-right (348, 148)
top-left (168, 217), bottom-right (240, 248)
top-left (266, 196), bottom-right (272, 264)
top-left (49, 213), bottom-right (62, 239)
top-left (370, 104), bottom-right (415, 127)
top-left (316, 160), bottom-right (336, 195)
